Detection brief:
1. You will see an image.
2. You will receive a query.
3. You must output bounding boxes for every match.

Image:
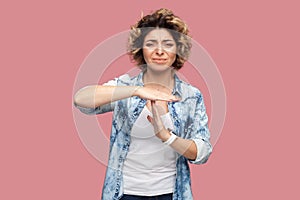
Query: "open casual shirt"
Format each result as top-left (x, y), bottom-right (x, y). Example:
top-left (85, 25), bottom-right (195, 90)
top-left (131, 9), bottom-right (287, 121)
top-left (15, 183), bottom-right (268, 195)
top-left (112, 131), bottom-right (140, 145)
top-left (75, 71), bottom-right (212, 200)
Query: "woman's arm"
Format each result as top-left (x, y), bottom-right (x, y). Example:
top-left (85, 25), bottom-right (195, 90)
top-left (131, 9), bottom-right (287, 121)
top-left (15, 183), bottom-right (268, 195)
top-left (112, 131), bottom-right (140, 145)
top-left (156, 128), bottom-right (197, 160)
top-left (147, 100), bottom-right (211, 162)
top-left (74, 85), bottom-right (139, 108)
top-left (74, 84), bottom-right (179, 109)
top-left (147, 100), bottom-right (197, 160)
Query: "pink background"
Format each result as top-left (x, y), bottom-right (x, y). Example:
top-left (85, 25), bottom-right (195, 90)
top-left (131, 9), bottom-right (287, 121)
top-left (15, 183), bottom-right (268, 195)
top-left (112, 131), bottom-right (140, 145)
top-left (1, 0), bottom-right (299, 199)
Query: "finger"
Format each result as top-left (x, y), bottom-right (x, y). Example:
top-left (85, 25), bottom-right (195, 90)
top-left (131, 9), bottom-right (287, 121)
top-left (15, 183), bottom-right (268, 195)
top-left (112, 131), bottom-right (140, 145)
top-left (147, 114), bottom-right (159, 133)
top-left (151, 101), bottom-right (166, 117)
top-left (155, 95), bottom-right (181, 102)
top-left (171, 95), bottom-right (181, 102)
top-left (150, 100), bottom-right (155, 110)
top-left (150, 102), bottom-right (165, 128)
top-left (151, 100), bottom-right (160, 118)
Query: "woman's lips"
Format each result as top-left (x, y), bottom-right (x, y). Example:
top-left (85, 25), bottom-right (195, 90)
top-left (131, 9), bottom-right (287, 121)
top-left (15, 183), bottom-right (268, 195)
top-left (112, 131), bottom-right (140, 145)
top-left (152, 58), bottom-right (167, 64)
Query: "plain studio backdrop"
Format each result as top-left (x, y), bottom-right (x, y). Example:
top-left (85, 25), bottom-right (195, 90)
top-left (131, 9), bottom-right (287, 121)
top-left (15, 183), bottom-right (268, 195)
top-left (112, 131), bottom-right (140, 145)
top-left (1, 0), bottom-right (299, 199)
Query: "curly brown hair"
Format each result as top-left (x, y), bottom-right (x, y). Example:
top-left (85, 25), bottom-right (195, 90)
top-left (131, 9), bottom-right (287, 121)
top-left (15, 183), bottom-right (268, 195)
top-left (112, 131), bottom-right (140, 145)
top-left (128, 8), bottom-right (192, 70)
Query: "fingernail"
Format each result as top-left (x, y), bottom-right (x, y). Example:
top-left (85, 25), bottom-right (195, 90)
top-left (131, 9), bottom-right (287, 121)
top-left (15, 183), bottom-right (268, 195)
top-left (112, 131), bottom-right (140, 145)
top-left (147, 116), bottom-right (152, 123)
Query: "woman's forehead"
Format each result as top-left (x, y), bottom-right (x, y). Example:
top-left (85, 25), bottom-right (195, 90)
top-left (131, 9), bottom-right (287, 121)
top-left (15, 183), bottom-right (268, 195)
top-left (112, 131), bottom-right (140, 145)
top-left (144, 28), bottom-right (174, 41)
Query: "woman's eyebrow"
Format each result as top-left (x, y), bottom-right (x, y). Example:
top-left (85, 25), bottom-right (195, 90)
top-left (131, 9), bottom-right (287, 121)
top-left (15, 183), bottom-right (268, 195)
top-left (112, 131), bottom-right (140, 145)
top-left (145, 39), bottom-right (157, 43)
top-left (162, 39), bottom-right (175, 42)
top-left (145, 39), bottom-right (175, 42)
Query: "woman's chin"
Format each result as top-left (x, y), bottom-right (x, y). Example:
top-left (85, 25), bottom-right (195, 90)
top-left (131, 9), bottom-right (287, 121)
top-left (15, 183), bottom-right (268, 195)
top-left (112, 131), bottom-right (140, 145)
top-left (147, 63), bottom-right (172, 72)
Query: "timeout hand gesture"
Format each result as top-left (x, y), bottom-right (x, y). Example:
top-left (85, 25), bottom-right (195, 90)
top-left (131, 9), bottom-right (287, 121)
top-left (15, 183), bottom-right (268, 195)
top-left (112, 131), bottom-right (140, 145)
top-left (134, 83), bottom-right (180, 102)
top-left (147, 100), bottom-right (171, 141)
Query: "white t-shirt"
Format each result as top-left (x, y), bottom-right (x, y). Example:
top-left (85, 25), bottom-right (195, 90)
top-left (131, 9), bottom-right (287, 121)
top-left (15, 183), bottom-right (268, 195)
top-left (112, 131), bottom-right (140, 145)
top-left (122, 106), bottom-right (177, 196)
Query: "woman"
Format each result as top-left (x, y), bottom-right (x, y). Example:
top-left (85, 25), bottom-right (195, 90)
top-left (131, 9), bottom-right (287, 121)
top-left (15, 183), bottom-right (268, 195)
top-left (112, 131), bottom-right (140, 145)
top-left (74, 8), bottom-right (212, 200)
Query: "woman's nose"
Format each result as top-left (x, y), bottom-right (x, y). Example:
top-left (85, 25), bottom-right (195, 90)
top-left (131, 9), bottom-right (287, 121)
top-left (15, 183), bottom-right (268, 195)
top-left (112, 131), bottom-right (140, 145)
top-left (156, 45), bottom-right (164, 55)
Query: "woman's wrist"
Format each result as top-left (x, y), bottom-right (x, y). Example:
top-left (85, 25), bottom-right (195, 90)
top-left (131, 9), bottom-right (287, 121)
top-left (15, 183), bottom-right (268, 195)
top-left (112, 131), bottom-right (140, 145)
top-left (157, 128), bottom-right (172, 142)
top-left (163, 131), bottom-right (177, 145)
top-left (132, 86), bottom-right (142, 97)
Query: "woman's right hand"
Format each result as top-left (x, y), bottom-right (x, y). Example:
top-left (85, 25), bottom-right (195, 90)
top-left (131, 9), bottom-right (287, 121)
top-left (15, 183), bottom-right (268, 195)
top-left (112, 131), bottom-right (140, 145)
top-left (133, 83), bottom-right (180, 102)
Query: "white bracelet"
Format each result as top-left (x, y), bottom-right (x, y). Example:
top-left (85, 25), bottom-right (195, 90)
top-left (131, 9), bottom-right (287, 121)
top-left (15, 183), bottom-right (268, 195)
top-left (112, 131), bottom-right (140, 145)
top-left (164, 131), bottom-right (177, 145)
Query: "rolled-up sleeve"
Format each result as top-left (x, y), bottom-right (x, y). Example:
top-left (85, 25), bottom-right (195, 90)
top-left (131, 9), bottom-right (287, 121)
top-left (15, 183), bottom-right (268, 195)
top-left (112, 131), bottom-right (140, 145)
top-left (74, 74), bottom-right (130, 115)
top-left (190, 137), bottom-right (212, 164)
top-left (189, 93), bottom-right (212, 164)
top-left (74, 102), bottom-right (115, 115)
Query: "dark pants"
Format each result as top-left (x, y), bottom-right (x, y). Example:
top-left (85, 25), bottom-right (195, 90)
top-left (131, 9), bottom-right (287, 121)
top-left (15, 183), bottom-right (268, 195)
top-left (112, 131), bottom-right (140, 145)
top-left (120, 193), bottom-right (173, 200)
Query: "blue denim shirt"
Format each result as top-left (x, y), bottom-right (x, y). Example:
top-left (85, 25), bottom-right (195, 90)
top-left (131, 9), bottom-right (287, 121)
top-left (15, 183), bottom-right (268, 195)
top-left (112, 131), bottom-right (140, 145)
top-left (76, 72), bottom-right (212, 200)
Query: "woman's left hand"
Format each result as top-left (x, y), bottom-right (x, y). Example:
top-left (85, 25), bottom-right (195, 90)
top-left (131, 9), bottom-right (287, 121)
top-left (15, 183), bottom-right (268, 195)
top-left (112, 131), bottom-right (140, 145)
top-left (147, 100), bottom-right (198, 160)
top-left (147, 100), bottom-right (171, 141)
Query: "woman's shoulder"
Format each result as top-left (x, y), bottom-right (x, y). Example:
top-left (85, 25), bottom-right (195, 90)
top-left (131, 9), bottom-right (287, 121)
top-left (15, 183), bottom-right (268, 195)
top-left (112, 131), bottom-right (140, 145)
top-left (175, 76), bottom-right (203, 99)
top-left (102, 73), bottom-right (139, 86)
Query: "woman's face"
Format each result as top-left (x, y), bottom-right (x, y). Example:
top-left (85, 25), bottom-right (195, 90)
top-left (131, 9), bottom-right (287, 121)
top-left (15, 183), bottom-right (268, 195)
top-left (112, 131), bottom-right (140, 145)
top-left (142, 28), bottom-right (177, 72)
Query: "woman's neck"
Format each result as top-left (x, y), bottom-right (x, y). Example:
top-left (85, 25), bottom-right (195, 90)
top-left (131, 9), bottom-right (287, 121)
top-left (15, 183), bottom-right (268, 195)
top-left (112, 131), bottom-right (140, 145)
top-left (143, 68), bottom-right (175, 91)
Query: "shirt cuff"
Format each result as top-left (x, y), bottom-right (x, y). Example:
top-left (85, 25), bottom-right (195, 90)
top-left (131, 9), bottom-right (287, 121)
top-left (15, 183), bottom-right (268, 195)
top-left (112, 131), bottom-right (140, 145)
top-left (189, 138), bottom-right (212, 164)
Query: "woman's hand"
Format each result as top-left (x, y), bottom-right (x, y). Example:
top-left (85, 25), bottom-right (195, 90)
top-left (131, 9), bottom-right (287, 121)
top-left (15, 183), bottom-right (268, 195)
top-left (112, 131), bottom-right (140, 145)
top-left (133, 83), bottom-right (180, 102)
top-left (147, 100), bottom-right (198, 160)
top-left (147, 100), bottom-right (171, 141)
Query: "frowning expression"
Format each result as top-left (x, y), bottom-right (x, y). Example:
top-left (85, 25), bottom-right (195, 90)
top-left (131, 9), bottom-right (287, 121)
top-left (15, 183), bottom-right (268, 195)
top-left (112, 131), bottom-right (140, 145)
top-left (143, 28), bottom-right (177, 71)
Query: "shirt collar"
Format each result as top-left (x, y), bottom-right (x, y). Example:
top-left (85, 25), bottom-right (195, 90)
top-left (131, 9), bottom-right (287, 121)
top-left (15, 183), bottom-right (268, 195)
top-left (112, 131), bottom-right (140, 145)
top-left (173, 73), bottom-right (183, 98)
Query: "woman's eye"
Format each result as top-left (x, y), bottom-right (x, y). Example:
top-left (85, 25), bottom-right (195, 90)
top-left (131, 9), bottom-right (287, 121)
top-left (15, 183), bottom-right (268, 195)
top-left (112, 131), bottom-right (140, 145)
top-left (165, 43), bottom-right (174, 47)
top-left (145, 43), bottom-right (154, 47)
